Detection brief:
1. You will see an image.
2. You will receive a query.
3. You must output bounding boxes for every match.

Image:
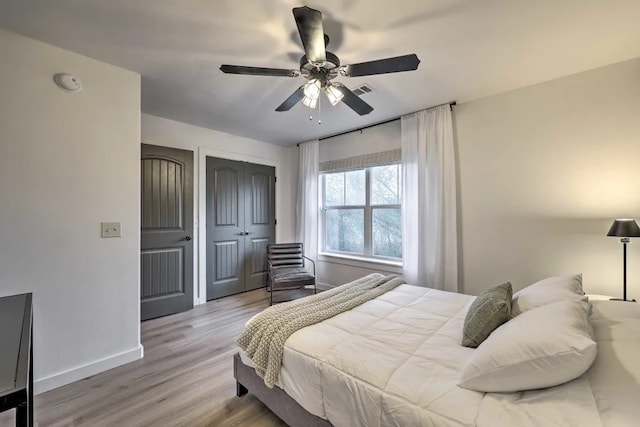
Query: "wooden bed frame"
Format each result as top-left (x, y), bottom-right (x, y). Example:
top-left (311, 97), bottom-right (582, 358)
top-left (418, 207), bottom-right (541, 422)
top-left (233, 352), bottom-right (332, 426)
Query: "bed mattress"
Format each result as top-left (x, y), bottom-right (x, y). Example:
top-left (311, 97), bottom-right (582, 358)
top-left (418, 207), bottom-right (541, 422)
top-left (241, 285), bottom-right (640, 426)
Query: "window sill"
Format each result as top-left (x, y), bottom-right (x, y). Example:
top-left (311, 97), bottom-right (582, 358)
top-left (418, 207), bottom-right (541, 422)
top-left (318, 252), bottom-right (403, 273)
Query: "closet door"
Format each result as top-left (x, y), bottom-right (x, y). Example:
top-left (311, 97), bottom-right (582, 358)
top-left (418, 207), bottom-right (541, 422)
top-left (244, 163), bottom-right (276, 291)
top-left (206, 157), bottom-right (275, 299)
top-left (206, 157), bottom-right (245, 299)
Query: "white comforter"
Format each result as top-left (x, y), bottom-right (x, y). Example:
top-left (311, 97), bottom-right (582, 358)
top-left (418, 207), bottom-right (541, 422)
top-left (242, 285), bottom-right (640, 426)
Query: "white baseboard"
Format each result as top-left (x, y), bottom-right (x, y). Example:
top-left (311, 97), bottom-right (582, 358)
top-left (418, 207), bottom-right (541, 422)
top-left (34, 344), bottom-right (144, 395)
top-left (317, 282), bottom-right (335, 290)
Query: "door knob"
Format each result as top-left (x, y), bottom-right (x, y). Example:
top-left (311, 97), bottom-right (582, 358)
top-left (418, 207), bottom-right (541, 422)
top-left (184, 235), bottom-right (192, 241)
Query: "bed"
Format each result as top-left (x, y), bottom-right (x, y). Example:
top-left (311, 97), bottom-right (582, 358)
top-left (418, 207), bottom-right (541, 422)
top-left (234, 273), bottom-right (640, 426)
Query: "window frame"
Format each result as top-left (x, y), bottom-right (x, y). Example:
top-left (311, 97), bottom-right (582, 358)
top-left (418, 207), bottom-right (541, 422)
top-left (319, 163), bottom-right (402, 262)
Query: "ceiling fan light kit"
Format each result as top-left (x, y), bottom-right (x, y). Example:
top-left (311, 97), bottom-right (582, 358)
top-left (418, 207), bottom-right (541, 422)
top-left (220, 6), bottom-right (420, 116)
top-left (325, 83), bottom-right (344, 106)
top-left (302, 79), bottom-right (321, 109)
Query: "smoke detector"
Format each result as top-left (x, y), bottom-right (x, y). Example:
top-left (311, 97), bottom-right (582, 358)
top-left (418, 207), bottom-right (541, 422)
top-left (53, 73), bottom-right (82, 93)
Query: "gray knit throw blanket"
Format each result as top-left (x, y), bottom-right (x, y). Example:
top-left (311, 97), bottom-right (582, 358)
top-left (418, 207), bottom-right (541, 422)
top-left (236, 273), bottom-right (405, 388)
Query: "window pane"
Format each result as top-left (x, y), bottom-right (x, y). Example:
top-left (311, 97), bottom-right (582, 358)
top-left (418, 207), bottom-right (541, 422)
top-left (372, 208), bottom-right (402, 258)
top-left (344, 170), bottom-right (365, 205)
top-left (325, 173), bottom-right (344, 206)
top-left (325, 209), bottom-right (364, 253)
top-left (371, 165), bottom-right (400, 205)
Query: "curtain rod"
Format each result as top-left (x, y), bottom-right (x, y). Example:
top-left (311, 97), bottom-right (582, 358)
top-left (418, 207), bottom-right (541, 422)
top-left (297, 101), bottom-right (456, 146)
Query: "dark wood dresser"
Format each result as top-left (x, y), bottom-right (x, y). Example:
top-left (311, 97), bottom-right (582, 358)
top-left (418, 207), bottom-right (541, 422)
top-left (0, 293), bottom-right (33, 427)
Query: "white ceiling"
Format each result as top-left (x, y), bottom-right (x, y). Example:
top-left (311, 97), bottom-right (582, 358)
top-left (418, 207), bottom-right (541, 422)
top-left (1, 0), bottom-right (639, 146)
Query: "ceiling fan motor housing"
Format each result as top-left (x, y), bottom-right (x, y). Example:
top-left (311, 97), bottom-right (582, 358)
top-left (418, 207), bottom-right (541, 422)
top-left (300, 51), bottom-right (341, 82)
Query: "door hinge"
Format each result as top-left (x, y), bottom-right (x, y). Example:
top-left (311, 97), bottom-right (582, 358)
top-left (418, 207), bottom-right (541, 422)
top-left (274, 176), bottom-right (277, 183)
top-left (275, 219), bottom-right (277, 225)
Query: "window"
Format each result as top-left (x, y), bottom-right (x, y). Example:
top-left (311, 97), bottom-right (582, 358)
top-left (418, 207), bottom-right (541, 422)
top-left (320, 164), bottom-right (402, 261)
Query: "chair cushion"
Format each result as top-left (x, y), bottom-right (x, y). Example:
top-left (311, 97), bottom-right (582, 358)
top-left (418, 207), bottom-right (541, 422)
top-left (271, 267), bottom-right (315, 284)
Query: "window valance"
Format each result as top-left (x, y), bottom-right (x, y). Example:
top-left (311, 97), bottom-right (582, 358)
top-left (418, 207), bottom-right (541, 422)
top-left (319, 148), bottom-right (401, 173)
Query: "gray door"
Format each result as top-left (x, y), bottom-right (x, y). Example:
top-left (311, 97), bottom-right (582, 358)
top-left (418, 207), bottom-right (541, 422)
top-left (141, 144), bottom-right (194, 320)
top-left (206, 157), bottom-right (275, 300)
top-left (244, 164), bottom-right (276, 291)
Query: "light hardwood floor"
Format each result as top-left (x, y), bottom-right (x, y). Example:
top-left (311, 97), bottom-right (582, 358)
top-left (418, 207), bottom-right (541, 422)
top-left (0, 289), bottom-right (295, 427)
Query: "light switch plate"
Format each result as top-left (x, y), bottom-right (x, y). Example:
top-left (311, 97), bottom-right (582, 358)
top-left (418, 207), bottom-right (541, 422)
top-left (101, 222), bottom-right (121, 238)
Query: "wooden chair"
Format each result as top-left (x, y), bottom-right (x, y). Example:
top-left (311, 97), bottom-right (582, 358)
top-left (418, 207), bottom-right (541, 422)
top-left (266, 243), bottom-right (316, 305)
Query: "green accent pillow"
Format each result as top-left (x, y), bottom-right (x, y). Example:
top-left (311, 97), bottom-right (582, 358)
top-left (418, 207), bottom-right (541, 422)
top-left (462, 282), bottom-right (513, 348)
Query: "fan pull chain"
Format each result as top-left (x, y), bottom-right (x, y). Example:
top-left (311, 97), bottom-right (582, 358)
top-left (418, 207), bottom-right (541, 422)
top-left (308, 96), bottom-right (322, 124)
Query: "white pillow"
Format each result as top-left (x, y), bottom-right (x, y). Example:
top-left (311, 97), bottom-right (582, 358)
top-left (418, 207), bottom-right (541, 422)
top-left (458, 299), bottom-right (596, 393)
top-left (511, 274), bottom-right (586, 316)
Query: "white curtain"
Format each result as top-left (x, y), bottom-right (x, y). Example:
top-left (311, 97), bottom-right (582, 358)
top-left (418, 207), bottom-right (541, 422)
top-left (295, 140), bottom-right (319, 262)
top-left (401, 105), bottom-right (458, 291)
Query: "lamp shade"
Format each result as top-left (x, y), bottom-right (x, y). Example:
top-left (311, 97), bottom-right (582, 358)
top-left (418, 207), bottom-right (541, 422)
top-left (607, 219), bottom-right (640, 237)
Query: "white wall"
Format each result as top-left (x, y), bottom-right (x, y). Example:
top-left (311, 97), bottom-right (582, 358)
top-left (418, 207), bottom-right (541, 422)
top-left (316, 59), bottom-right (640, 296)
top-left (456, 57), bottom-right (640, 297)
top-left (0, 30), bottom-right (142, 393)
top-left (141, 114), bottom-right (297, 303)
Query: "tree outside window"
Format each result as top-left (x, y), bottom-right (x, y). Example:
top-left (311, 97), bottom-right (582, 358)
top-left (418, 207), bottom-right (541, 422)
top-left (321, 164), bottom-right (402, 260)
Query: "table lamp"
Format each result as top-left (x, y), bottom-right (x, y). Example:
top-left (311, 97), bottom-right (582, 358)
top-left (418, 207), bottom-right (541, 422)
top-left (607, 219), bottom-right (640, 301)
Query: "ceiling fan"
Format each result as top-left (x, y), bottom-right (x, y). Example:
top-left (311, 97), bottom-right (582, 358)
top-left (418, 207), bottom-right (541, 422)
top-left (220, 6), bottom-right (420, 116)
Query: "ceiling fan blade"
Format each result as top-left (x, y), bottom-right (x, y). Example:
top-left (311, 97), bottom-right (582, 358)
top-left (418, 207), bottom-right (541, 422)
top-left (276, 86), bottom-right (305, 111)
top-left (220, 65), bottom-right (300, 77)
top-left (342, 54), bottom-right (420, 77)
top-left (293, 6), bottom-right (326, 66)
top-left (335, 84), bottom-right (373, 115)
